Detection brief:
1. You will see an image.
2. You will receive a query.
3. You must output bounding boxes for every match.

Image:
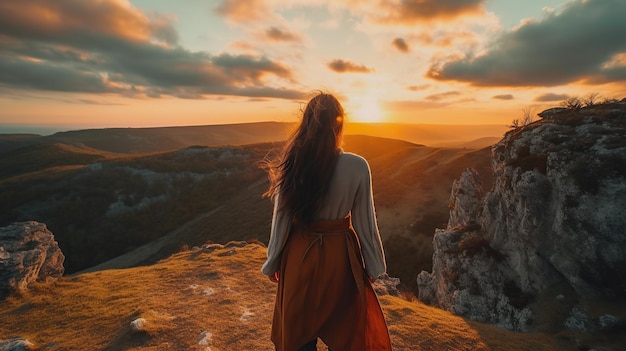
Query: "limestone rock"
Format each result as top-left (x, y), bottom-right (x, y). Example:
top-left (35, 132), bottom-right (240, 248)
top-left (130, 318), bottom-right (147, 332)
top-left (564, 306), bottom-right (592, 331)
top-left (0, 338), bottom-right (34, 351)
top-left (0, 221), bottom-right (65, 299)
top-left (197, 331), bottom-right (212, 347)
top-left (447, 168), bottom-right (483, 229)
top-left (538, 107), bottom-right (568, 119)
top-left (372, 273), bottom-right (401, 296)
top-left (418, 103), bottom-right (626, 331)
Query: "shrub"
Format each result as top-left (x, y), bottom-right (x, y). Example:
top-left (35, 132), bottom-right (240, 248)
top-left (509, 107), bottom-right (535, 129)
top-left (562, 97), bottom-right (583, 111)
top-left (583, 92), bottom-right (600, 107)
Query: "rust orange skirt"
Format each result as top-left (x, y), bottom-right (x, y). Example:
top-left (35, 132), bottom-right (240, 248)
top-left (271, 216), bottom-right (392, 351)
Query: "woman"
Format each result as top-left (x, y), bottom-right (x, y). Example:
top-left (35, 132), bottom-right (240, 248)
top-left (262, 92), bottom-right (392, 351)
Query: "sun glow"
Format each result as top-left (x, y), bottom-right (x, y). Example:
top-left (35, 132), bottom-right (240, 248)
top-left (350, 97), bottom-right (385, 123)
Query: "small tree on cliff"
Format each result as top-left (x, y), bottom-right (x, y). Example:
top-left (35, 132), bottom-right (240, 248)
top-left (509, 107), bottom-right (534, 129)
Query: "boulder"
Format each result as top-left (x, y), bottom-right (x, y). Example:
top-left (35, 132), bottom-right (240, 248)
top-left (0, 221), bottom-right (65, 299)
top-left (372, 273), bottom-right (401, 296)
top-left (538, 107), bottom-right (567, 119)
top-left (0, 338), bottom-right (34, 351)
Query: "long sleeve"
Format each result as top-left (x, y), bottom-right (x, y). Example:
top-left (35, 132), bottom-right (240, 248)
top-left (351, 159), bottom-right (387, 279)
top-left (261, 192), bottom-right (292, 276)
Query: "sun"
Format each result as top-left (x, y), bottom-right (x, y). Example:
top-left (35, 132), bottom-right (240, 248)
top-left (352, 98), bottom-right (385, 123)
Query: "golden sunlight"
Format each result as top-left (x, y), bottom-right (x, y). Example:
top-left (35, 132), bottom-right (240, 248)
top-left (350, 97), bottom-right (385, 123)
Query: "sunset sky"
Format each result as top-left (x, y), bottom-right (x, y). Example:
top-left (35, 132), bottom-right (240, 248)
top-left (1, 0), bottom-right (625, 133)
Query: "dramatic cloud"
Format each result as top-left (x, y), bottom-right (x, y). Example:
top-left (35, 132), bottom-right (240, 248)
top-left (534, 93), bottom-right (569, 102)
top-left (264, 27), bottom-right (301, 42)
top-left (0, 0), bottom-right (302, 100)
top-left (0, 0), bottom-right (177, 44)
top-left (426, 0), bottom-right (626, 86)
top-left (328, 59), bottom-right (374, 73)
top-left (392, 38), bottom-right (409, 53)
top-left (492, 94), bottom-right (514, 100)
top-left (373, 0), bottom-right (485, 24)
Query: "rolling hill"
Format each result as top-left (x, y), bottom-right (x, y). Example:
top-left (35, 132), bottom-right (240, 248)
top-left (0, 127), bottom-right (494, 293)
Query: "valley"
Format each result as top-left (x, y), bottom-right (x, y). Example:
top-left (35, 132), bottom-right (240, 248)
top-left (0, 123), bottom-right (496, 293)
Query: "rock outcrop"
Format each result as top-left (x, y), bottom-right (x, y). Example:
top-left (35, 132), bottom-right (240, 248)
top-left (0, 338), bottom-right (34, 351)
top-left (0, 222), bottom-right (65, 299)
top-left (418, 103), bottom-right (626, 331)
top-left (372, 273), bottom-right (401, 296)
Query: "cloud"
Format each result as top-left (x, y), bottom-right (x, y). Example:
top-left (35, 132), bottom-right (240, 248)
top-left (0, 0), bottom-right (302, 100)
top-left (328, 59), bottom-right (374, 73)
top-left (534, 93), bottom-right (569, 102)
top-left (426, 0), bottom-right (626, 86)
top-left (214, 0), bottom-right (271, 23)
top-left (407, 84), bottom-right (430, 91)
top-left (392, 38), bottom-right (409, 53)
top-left (425, 91), bottom-right (461, 101)
top-left (212, 53), bottom-right (294, 82)
top-left (492, 94), bottom-right (514, 100)
top-left (264, 27), bottom-right (301, 42)
top-left (373, 0), bottom-right (485, 24)
top-left (413, 31), bottom-right (477, 48)
top-left (75, 99), bottom-right (126, 106)
top-left (382, 99), bottom-right (447, 111)
top-left (0, 0), bottom-right (177, 45)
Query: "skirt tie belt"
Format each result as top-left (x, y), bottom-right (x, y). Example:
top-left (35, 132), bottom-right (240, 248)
top-left (301, 231), bottom-right (347, 263)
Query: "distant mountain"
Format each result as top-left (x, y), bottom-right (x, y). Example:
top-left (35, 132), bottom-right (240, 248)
top-left (347, 123), bottom-right (508, 147)
top-left (0, 122), bottom-right (507, 155)
top-left (44, 122), bottom-right (297, 153)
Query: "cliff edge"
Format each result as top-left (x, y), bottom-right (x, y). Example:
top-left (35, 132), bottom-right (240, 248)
top-left (418, 102), bottom-right (626, 335)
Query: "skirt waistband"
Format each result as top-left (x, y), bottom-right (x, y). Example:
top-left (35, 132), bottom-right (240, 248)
top-left (309, 215), bottom-right (352, 233)
top-left (296, 215), bottom-right (354, 263)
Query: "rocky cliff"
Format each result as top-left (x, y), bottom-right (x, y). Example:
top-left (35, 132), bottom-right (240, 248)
top-left (418, 102), bottom-right (626, 333)
top-left (0, 221), bottom-right (65, 299)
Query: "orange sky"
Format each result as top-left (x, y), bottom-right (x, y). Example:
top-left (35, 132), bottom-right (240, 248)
top-left (0, 0), bottom-right (625, 132)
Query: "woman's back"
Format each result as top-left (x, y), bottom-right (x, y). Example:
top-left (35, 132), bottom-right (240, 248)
top-left (316, 151), bottom-right (368, 220)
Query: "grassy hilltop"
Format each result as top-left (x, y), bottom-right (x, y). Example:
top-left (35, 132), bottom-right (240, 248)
top-left (0, 243), bottom-right (572, 351)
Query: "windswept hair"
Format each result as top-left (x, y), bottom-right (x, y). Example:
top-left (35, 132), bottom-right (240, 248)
top-left (263, 92), bottom-right (345, 227)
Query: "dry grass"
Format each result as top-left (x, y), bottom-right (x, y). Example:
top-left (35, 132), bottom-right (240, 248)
top-left (1, 245), bottom-right (573, 351)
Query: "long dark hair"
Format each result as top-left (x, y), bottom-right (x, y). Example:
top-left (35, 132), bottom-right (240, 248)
top-left (263, 92), bottom-right (345, 227)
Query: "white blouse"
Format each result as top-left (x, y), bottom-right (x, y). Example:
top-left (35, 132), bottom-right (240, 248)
top-left (261, 151), bottom-right (387, 279)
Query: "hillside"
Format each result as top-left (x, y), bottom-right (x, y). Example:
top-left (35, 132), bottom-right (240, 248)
top-left (0, 242), bottom-right (573, 351)
top-left (44, 122), bottom-right (297, 154)
top-left (0, 134), bottom-right (492, 294)
top-left (0, 142), bottom-right (116, 179)
top-left (347, 123), bottom-right (507, 148)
